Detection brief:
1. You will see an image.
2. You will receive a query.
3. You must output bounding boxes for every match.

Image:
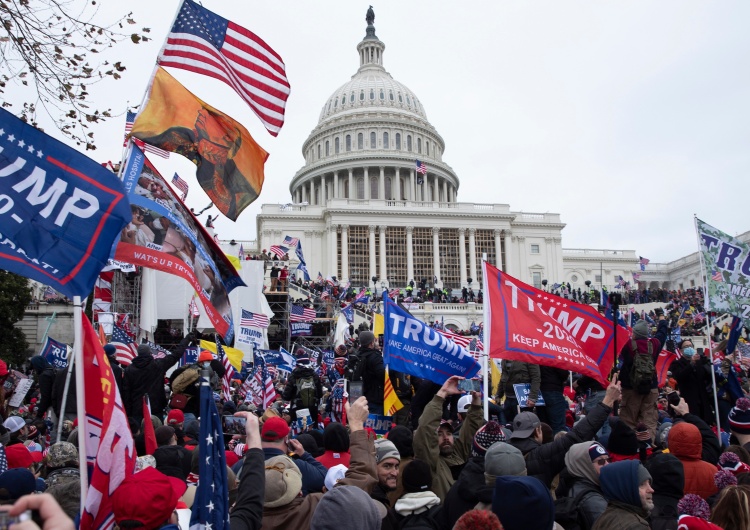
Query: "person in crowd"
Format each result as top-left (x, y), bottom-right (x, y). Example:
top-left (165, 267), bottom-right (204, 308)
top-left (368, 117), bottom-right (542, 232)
top-left (103, 344), bottom-right (124, 391)
top-left (669, 338), bottom-right (715, 426)
top-left (644, 453), bottom-right (685, 530)
top-left (389, 460), bottom-right (441, 527)
top-left (370, 438), bottom-right (401, 510)
top-left (413, 376), bottom-right (483, 502)
top-left (538, 366), bottom-right (570, 435)
top-left (385, 425), bottom-right (414, 506)
top-left (728, 397), bottom-right (750, 453)
top-left (509, 376), bottom-right (621, 488)
top-left (349, 331), bottom-right (385, 415)
top-left (282, 352), bottom-right (323, 422)
top-left (315, 422), bottom-right (350, 468)
top-left (123, 335), bottom-right (194, 421)
top-left (390, 369), bottom-right (413, 426)
top-left (29, 356), bottom-right (56, 419)
top-left (709, 484), bottom-right (750, 529)
top-left (618, 315), bottom-right (669, 441)
top-left (555, 442), bottom-right (611, 530)
top-left (111, 466), bottom-right (186, 530)
top-left (492, 475), bottom-right (560, 530)
top-left (593, 460), bottom-right (654, 529)
top-left (667, 422), bottom-right (719, 500)
top-left (43, 442), bottom-right (80, 488)
top-left (496, 359), bottom-right (540, 425)
top-left (667, 396), bottom-right (721, 464)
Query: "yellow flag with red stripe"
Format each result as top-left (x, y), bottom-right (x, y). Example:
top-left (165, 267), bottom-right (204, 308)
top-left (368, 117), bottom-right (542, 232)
top-left (384, 366), bottom-right (404, 416)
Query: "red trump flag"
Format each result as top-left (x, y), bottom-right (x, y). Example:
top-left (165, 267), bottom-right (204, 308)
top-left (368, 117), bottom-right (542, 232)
top-left (483, 262), bottom-right (628, 385)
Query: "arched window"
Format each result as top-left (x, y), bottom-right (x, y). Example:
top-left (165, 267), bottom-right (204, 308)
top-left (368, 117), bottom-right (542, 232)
top-left (370, 177), bottom-right (378, 199)
top-left (344, 179), bottom-right (349, 198)
top-left (360, 90), bottom-right (365, 101)
top-left (358, 133), bottom-right (364, 150)
top-left (426, 141), bottom-right (429, 156)
top-left (417, 138), bottom-right (422, 154)
top-left (317, 144), bottom-right (321, 159)
top-left (334, 137), bottom-right (340, 154)
top-left (379, 89), bottom-right (384, 100)
top-left (346, 135), bottom-right (351, 152)
top-left (407, 135), bottom-right (412, 152)
top-left (333, 98), bottom-right (337, 108)
top-left (383, 132), bottom-right (389, 149)
top-left (395, 133), bottom-right (401, 150)
top-left (341, 95), bottom-right (346, 106)
top-left (370, 89), bottom-right (375, 100)
top-left (385, 177), bottom-right (392, 199)
top-left (398, 93), bottom-right (403, 103)
top-left (328, 100), bottom-right (332, 112)
top-left (357, 177), bottom-right (364, 199)
top-left (389, 91), bottom-right (394, 101)
top-left (325, 140), bottom-right (329, 157)
top-left (350, 92), bottom-right (355, 103)
top-left (370, 131), bottom-right (376, 148)
top-left (406, 95), bottom-right (411, 106)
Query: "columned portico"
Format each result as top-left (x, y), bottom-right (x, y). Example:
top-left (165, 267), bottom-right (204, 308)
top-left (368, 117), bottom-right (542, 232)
top-left (469, 228), bottom-right (477, 283)
top-left (341, 225), bottom-right (349, 281)
top-left (494, 229), bottom-right (502, 270)
top-left (459, 228), bottom-right (467, 287)
top-left (368, 224), bottom-right (376, 281)
top-left (432, 227), bottom-right (441, 285)
top-left (406, 226), bottom-right (414, 282)
top-left (379, 225), bottom-right (387, 286)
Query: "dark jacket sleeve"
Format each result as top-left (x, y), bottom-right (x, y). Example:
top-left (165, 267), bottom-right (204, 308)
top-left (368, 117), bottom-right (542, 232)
top-left (295, 451), bottom-right (328, 494)
top-left (314, 373), bottom-right (323, 400)
top-left (527, 363), bottom-right (541, 402)
top-left (653, 320), bottom-right (669, 353)
top-left (681, 413), bottom-right (721, 465)
top-left (281, 373), bottom-right (297, 402)
top-left (230, 448), bottom-right (264, 530)
top-left (36, 370), bottom-right (55, 418)
top-left (210, 358), bottom-right (226, 378)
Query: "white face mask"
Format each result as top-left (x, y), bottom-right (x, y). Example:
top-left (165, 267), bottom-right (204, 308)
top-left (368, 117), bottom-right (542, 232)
top-left (201, 361), bottom-right (211, 368)
top-left (682, 347), bottom-right (696, 358)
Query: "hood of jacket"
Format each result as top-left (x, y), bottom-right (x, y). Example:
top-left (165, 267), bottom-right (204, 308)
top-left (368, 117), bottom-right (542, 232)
top-left (668, 422), bottom-right (702, 460)
top-left (294, 365), bottom-right (317, 378)
top-left (565, 442), bottom-right (602, 485)
top-left (599, 460), bottom-right (642, 508)
top-left (30, 356), bottom-right (50, 374)
top-left (644, 453), bottom-right (684, 500)
top-left (508, 436), bottom-right (539, 455)
top-left (394, 491), bottom-right (440, 516)
top-left (131, 355), bottom-right (154, 369)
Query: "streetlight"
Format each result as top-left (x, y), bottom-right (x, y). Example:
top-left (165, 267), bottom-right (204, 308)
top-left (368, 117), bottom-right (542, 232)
top-left (371, 276), bottom-right (378, 295)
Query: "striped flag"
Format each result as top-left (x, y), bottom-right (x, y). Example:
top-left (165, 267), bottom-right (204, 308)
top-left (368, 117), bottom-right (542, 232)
top-left (159, 0), bottom-right (290, 137)
top-left (384, 366), bottom-right (404, 416)
top-left (639, 256), bottom-right (650, 271)
top-left (124, 111), bottom-right (171, 158)
top-left (269, 244), bottom-right (289, 258)
top-left (110, 324), bottom-right (138, 367)
top-left (632, 272), bottom-right (641, 281)
top-left (712, 269), bottom-right (724, 282)
top-left (171, 173), bottom-right (189, 200)
top-left (216, 337), bottom-right (236, 402)
top-left (436, 328), bottom-right (482, 361)
top-left (290, 304), bottom-right (316, 322)
top-left (415, 159), bottom-right (428, 174)
top-left (254, 352), bottom-right (276, 409)
top-left (240, 309), bottom-right (269, 328)
top-left (189, 295), bottom-right (200, 318)
top-left (282, 236), bottom-right (299, 247)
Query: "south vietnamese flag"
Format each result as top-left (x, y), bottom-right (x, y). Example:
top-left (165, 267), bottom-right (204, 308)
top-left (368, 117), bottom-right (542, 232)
top-left (483, 262), bottom-right (626, 385)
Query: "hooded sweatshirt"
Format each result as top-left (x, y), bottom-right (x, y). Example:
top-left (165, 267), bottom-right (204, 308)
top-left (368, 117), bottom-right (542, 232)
top-left (593, 461), bottom-right (650, 530)
top-left (667, 422), bottom-right (717, 499)
top-left (644, 453), bottom-right (684, 530)
top-left (562, 442), bottom-right (608, 530)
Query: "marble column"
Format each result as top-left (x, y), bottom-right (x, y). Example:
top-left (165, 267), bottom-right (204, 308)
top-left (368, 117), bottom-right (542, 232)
top-left (394, 168), bottom-right (401, 200)
top-left (406, 226), bottom-right (414, 283)
top-left (333, 171), bottom-right (339, 199)
top-left (308, 180), bottom-right (313, 205)
top-left (469, 228), bottom-right (477, 284)
top-left (364, 167), bottom-right (370, 200)
top-left (495, 229), bottom-right (503, 269)
top-left (409, 169), bottom-right (415, 201)
top-left (517, 236), bottom-right (527, 282)
top-left (503, 230), bottom-right (512, 275)
top-left (341, 225), bottom-right (349, 281)
top-left (348, 169), bottom-right (354, 200)
top-left (442, 179), bottom-right (448, 203)
top-left (459, 228), bottom-right (467, 287)
top-left (379, 225), bottom-right (387, 285)
top-left (329, 225), bottom-right (338, 277)
top-left (369, 225), bottom-right (376, 281)
top-left (379, 166), bottom-right (385, 201)
top-left (432, 227), bottom-right (441, 285)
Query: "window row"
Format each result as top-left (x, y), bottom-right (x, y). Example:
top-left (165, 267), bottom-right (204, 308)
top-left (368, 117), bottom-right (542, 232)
top-left (310, 132), bottom-right (435, 161)
top-left (325, 89), bottom-right (420, 114)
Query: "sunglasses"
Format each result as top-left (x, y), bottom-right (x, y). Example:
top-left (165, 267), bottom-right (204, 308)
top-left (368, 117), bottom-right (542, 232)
top-left (594, 457), bottom-right (611, 466)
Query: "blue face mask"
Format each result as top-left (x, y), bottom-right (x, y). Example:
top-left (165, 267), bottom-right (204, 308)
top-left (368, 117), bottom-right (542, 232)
top-left (682, 347), bottom-right (696, 358)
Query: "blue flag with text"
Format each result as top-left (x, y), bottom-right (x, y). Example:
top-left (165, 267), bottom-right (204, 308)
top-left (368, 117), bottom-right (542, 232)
top-left (383, 298), bottom-right (479, 384)
top-left (0, 108), bottom-right (130, 298)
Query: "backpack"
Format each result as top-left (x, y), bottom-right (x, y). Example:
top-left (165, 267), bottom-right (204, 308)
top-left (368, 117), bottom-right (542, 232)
top-left (345, 352), bottom-right (367, 382)
top-left (295, 374), bottom-right (318, 410)
top-left (397, 505), bottom-right (441, 530)
top-left (553, 484), bottom-right (598, 530)
top-left (629, 338), bottom-right (655, 395)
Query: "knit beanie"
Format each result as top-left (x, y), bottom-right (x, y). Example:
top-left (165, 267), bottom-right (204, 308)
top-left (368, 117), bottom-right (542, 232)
top-left (677, 493), bottom-right (711, 520)
top-left (492, 476), bottom-right (554, 530)
top-left (402, 459), bottom-right (432, 493)
top-left (137, 344), bottom-right (152, 357)
top-left (386, 425), bottom-right (414, 459)
top-left (310, 486), bottom-right (383, 530)
top-left (472, 421), bottom-right (505, 457)
top-left (633, 320), bottom-right (649, 339)
top-left (373, 439), bottom-right (400, 464)
top-left (323, 422), bottom-right (350, 453)
top-left (718, 451), bottom-right (750, 475)
top-left (729, 397), bottom-right (750, 434)
top-left (675, 515), bottom-right (724, 530)
top-left (607, 419), bottom-right (639, 459)
top-left (453, 510), bottom-right (503, 530)
top-left (714, 469), bottom-right (737, 491)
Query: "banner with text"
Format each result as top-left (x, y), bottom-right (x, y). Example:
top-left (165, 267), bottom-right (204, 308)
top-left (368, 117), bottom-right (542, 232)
top-left (290, 322), bottom-right (313, 337)
top-left (115, 145), bottom-right (244, 341)
top-left (40, 336), bottom-right (70, 370)
top-left (697, 218), bottom-right (750, 318)
top-left (0, 108), bottom-right (131, 298)
top-left (237, 326), bottom-right (264, 348)
top-left (383, 298), bottom-right (480, 385)
top-left (483, 262), bottom-right (617, 385)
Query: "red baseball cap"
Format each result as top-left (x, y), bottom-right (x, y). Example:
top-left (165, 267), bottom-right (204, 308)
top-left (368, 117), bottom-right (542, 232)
top-left (166, 409), bottom-right (184, 426)
top-left (112, 467), bottom-right (186, 530)
top-left (6, 445), bottom-right (33, 469)
top-left (261, 417), bottom-right (290, 442)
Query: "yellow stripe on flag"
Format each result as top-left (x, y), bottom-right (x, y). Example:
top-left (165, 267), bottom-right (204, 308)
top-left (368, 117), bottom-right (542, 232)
top-left (490, 358), bottom-right (502, 395)
top-left (384, 366), bottom-right (404, 416)
top-left (200, 339), bottom-right (243, 372)
top-left (374, 313), bottom-right (384, 337)
top-left (226, 254), bottom-right (242, 270)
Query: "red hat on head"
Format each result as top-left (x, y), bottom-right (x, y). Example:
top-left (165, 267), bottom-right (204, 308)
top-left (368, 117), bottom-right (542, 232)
top-left (197, 350), bottom-right (213, 363)
top-left (6, 445), bottom-right (33, 469)
top-left (166, 409), bottom-right (185, 426)
top-left (0, 360), bottom-right (8, 378)
top-left (261, 417), bottom-right (290, 442)
top-left (112, 467), bottom-right (186, 530)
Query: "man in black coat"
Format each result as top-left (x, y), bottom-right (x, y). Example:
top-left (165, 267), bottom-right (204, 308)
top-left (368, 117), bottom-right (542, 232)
top-left (282, 352), bottom-right (323, 421)
top-left (669, 338), bottom-right (715, 426)
top-left (122, 335), bottom-right (193, 421)
top-left (30, 356), bottom-right (56, 420)
top-left (353, 330), bottom-right (385, 415)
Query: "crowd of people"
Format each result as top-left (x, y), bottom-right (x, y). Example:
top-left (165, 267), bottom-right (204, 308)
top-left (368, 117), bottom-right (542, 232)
top-left (4, 308), bottom-right (750, 530)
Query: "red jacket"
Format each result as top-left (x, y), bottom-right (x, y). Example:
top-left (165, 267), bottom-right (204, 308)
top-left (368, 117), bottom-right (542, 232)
top-left (668, 422), bottom-right (718, 499)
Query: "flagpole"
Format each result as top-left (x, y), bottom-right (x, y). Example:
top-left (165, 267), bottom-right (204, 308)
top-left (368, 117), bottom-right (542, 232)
top-left (482, 260), bottom-right (489, 421)
top-left (56, 349), bottom-right (74, 443)
top-left (73, 296), bottom-right (89, 511)
top-left (694, 215), bottom-right (723, 438)
top-left (37, 312), bottom-right (57, 356)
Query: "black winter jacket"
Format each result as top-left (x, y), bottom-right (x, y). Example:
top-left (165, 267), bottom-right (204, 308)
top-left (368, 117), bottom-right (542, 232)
top-left (436, 456), bottom-right (493, 530)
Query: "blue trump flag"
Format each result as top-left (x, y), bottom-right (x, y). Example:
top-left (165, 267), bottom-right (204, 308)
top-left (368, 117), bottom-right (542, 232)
top-left (40, 336), bottom-right (69, 369)
top-left (383, 298), bottom-right (479, 384)
top-left (0, 108), bottom-right (130, 298)
top-left (190, 377), bottom-right (230, 530)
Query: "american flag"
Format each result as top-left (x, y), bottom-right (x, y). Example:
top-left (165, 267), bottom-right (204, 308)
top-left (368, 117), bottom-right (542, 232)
top-left (0, 445), bottom-right (7, 475)
top-left (712, 269), bottom-right (724, 282)
top-left (269, 244), bottom-right (289, 258)
top-left (639, 256), bottom-right (650, 271)
top-left (216, 338), bottom-right (236, 402)
top-left (159, 0), bottom-right (290, 137)
top-left (290, 304), bottom-right (316, 322)
top-left (43, 286), bottom-right (56, 300)
top-left (189, 378), bottom-right (230, 530)
top-left (238, 244), bottom-right (245, 259)
top-left (282, 236), bottom-right (299, 247)
top-left (240, 309), bottom-right (269, 328)
top-left (110, 324), bottom-right (137, 367)
top-left (189, 295), bottom-right (200, 317)
top-left (330, 378), bottom-right (346, 423)
top-left (415, 159), bottom-right (428, 174)
top-left (617, 275), bottom-right (627, 287)
top-left (124, 111), bottom-right (171, 158)
top-left (354, 288), bottom-right (369, 304)
top-left (632, 272), bottom-right (641, 281)
top-left (254, 352), bottom-right (276, 409)
top-left (317, 271), bottom-right (325, 282)
top-left (171, 173), bottom-right (189, 200)
top-left (389, 288), bottom-right (401, 298)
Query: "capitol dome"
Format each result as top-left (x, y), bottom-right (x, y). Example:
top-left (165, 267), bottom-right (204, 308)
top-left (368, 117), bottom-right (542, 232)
top-left (289, 15), bottom-right (459, 205)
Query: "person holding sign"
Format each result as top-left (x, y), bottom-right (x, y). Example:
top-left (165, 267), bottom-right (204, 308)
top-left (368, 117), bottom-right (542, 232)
top-left (413, 375), bottom-right (484, 502)
top-left (496, 359), bottom-right (541, 425)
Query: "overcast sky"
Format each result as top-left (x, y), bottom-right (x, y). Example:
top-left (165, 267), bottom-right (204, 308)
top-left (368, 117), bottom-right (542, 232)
top-left (16, 1), bottom-right (750, 264)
